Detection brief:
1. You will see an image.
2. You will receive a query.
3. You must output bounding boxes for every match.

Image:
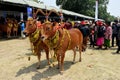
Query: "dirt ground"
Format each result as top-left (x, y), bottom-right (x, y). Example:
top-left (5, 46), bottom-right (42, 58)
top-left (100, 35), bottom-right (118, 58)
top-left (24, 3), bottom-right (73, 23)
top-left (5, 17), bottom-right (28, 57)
top-left (0, 38), bottom-right (120, 80)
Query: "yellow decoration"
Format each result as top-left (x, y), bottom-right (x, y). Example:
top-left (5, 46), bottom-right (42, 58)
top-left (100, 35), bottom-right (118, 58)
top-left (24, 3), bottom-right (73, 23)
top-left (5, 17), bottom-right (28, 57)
top-left (45, 29), bottom-right (71, 61)
top-left (46, 30), bottom-right (59, 48)
top-left (8, 23), bottom-right (13, 28)
top-left (29, 29), bottom-right (42, 55)
top-left (30, 29), bottom-right (40, 43)
top-left (14, 24), bottom-right (18, 28)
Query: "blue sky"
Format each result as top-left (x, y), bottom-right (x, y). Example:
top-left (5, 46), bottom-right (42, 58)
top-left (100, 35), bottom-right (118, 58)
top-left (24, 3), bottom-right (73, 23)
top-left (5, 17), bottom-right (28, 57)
top-left (41, 0), bottom-right (120, 17)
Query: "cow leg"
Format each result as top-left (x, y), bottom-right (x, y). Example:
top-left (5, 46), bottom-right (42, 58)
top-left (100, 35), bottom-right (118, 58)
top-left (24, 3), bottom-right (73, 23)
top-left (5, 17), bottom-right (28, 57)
top-left (36, 51), bottom-right (41, 69)
top-left (13, 31), bottom-right (15, 37)
top-left (57, 52), bottom-right (60, 69)
top-left (7, 28), bottom-right (11, 38)
top-left (15, 31), bottom-right (17, 37)
top-left (8, 32), bottom-right (10, 38)
top-left (60, 52), bottom-right (65, 74)
top-left (49, 49), bottom-right (56, 67)
top-left (16, 31), bottom-right (18, 37)
top-left (13, 30), bottom-right (16, 37)
top-left (7, 30), bottom-right (9, 38)
top-left (14, 30), bottom-right (16, 37)
top-left (44, 48), bottom-right (51, 66)
top-left (30, 43), bottom-right (34, 54)
top-left (72, 48), bottom-right (76, 64)
top-left (78, 45), bottom-right (82, 62)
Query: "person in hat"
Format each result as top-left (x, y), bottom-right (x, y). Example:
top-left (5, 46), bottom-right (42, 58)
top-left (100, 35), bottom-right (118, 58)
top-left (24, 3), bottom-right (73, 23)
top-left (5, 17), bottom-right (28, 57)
top-left (79, 21), bottom-right (90, 51)
top-left (104, 21), bottom-right (112, 49)
top-left (96, 20), bottom-right (105, 49)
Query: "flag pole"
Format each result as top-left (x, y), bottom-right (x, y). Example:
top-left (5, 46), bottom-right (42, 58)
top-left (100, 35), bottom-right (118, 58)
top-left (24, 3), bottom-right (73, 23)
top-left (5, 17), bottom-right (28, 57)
top-left (45, 6), bottom-right (48, 22)
top-left (95, 0), bottom-right (98, 21)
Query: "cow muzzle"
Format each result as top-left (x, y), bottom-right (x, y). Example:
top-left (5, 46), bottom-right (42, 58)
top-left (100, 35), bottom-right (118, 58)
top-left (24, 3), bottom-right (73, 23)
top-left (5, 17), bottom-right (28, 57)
top-left (23, 32), bottom-right (28, 36)
top-left (40, 36), bottom-right (45, 40)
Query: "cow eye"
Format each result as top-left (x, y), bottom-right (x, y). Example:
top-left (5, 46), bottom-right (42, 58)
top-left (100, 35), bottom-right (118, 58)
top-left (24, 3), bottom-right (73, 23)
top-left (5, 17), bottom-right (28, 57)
top-left (46, 27), bottom-right (50, 31)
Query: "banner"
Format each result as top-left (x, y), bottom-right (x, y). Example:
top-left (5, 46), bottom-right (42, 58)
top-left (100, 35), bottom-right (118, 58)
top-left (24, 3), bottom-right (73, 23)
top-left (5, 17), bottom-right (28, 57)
top-left (27, 7), bottom-right (32, 18)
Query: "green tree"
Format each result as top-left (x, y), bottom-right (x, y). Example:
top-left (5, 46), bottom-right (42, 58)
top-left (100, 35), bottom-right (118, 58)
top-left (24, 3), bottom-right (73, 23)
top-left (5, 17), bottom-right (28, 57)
top-left (56, 0), bottom-right (115, 21)
top-left (32, 0), bottom-right (39, 3)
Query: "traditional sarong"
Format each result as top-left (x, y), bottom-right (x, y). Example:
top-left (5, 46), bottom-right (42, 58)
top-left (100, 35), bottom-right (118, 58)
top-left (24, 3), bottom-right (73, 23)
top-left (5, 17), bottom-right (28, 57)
top-left (96, 37), bottom-right (104, 46)
top-left (104, 39), bottom-right (110, 47)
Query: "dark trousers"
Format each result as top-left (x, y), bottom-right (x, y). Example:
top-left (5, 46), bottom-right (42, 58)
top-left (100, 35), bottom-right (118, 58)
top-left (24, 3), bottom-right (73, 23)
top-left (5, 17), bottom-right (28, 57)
top-left (116, 40), bottom-right (120, 53)
top-left (90, 35), bottom-right (95, 47)
top-left (112, 34), bottom-right (117, 47)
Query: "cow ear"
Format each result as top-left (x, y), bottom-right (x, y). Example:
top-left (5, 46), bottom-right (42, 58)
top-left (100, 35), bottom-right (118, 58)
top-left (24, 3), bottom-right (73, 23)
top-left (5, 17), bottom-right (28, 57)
top-left (51, 23), bottom-right (56, 31)
top-left (51, 22), bottom-right (56, 27)
top-left (40, 24), bottom-right (43, 29)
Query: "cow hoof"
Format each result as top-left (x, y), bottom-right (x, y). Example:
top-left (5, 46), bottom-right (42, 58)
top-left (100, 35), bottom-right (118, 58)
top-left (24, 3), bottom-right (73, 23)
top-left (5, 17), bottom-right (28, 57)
top-left (60, 71), bottom-right (64, 75)
top-left (28, 56), bottom-right (30, 61)
top-left (72, 61), bottom-right (75, 64)
top-left (57, 67), bottom-right (60, 69)
top-left (79, 59), bottom-right (81, 62)
top-left (36, 66), bottom-right (40, 69)
top-left (49, 66), bottom-right (52, 68)
top-left (49, 65), bottom-right (52, 68)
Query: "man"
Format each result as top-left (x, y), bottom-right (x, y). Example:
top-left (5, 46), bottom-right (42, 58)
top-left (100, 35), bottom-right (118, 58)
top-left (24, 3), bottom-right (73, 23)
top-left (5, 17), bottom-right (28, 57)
top-left (111, 21), bottom-right (118, 47)
top-left (116, 23), bottom-right (120, 53)
top-left (20, 20), bottom-right (26, 39)
top-left (79, 21), bottom-right (90, 51)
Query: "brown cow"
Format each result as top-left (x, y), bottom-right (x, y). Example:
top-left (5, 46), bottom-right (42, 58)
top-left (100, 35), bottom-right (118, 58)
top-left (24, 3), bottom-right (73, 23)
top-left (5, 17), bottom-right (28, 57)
top-left (41, 22), bottom-right (83, 74)
top-left (0, 18), bottom-right (13, 38)
top-left (23, 18), bottom-right (51, 69)
top-left (12, 19), bottom-right (19, 37)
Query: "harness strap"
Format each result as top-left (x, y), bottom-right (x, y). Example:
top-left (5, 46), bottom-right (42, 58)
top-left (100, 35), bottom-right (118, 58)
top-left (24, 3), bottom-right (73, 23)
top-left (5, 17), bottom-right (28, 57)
top-left (54, 29), bottom-right (65, 51)
top-left (29, 29), bottom-right (40, 43)
top-left (49, 29), bottom-right (71, 62)
top-left (29, 29), bottom-right (41, 55)
top-left (65, 29), bottom-right (71, 50)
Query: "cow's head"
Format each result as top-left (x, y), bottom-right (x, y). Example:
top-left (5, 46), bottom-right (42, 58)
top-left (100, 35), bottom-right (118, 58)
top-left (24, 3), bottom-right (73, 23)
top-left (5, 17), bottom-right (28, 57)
top-left (23, 17), bottom-right (37, 36)
top-left (41, 22), bottom-right (56, 41)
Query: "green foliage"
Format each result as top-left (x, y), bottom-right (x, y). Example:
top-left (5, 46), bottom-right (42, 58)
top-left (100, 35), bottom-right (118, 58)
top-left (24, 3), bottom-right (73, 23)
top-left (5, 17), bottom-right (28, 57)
top-left (56, 0), bottom-right (115, 21)
top-left (32, 0), bottom-right (39, 3)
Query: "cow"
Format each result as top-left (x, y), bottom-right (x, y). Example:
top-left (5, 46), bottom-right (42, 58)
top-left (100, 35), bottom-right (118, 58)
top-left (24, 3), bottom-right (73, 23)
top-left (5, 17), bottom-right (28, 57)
top-left (23, 17), bottom-right (51, 69)
top-left (0, 18), bottom-right (13, 38)
top-left (12, 19), bottom-right (19, 37)
top-left (41, 22), bottom-right (83, 74)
